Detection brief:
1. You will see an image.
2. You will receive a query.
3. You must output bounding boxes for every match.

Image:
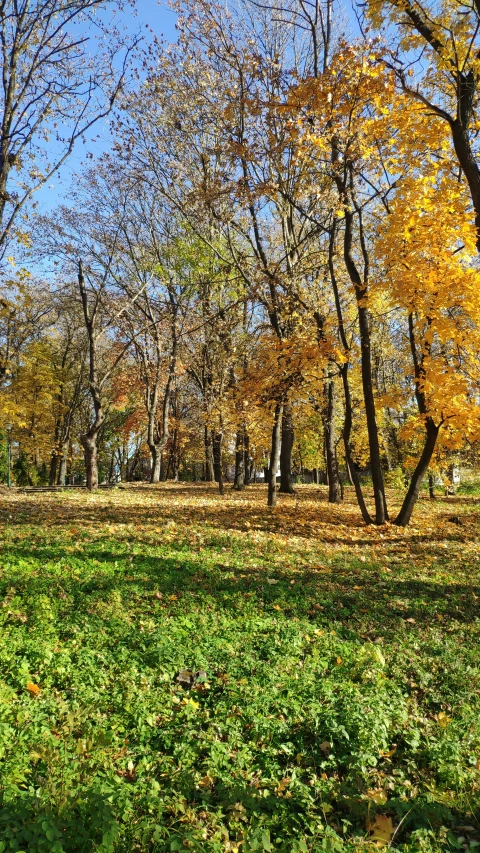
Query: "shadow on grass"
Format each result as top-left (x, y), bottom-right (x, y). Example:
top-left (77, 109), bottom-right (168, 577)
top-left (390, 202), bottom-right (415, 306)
top-left (1, 761), bottom-right (478, 853)
top-left (2, 534), bottom-right (480, 634)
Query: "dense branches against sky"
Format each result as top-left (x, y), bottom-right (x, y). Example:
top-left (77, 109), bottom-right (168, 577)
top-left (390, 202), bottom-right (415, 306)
top-left (1, 0), bottom-right (480, 528)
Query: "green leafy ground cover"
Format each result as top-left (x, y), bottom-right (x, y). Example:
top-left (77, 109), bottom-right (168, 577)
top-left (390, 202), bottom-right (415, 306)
top-left (0, 484), bottom-right (479, 853)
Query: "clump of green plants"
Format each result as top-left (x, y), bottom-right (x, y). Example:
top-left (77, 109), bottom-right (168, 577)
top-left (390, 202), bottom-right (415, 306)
top-left (0, 486), bottom-right (479, 852)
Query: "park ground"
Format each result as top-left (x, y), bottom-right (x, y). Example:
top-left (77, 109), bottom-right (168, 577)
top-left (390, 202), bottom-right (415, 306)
top-left (0, 484), bottom-right (479, 853)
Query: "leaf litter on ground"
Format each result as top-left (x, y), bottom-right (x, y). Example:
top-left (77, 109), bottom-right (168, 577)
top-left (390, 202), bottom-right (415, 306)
top-left (0, 483), bottom-right (479, 852)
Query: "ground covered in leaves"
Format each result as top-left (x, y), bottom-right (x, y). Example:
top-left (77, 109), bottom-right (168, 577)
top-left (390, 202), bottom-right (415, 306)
top-left (0, 484), bottom-right (479, 853)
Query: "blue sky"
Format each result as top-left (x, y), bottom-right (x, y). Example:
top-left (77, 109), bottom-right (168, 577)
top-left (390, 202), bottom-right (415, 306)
top-left (34, 0), bottom-right (359, 217)
top-left (34, 0), bottom-right (179, 216)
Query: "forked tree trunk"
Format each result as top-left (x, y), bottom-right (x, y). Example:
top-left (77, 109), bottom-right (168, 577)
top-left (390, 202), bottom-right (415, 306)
top-left (327, 222), bottom-right (371, 524)
top-left (279, 407), bottom-right (295, 494)
top-left (335, 177), bottom-right (387, 524)
top-left (268, 403), bottom-right (283, 507)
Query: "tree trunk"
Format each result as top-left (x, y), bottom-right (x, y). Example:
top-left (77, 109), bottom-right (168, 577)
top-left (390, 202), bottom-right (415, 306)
top-left (279, 407), bottom-right (295, 494)
top-left (204, 426), bottom-right (215, 482)
top-left (234, 428), bottom-right (245, 490)
top-left (81, 435), bottom-right (98, 491)
top-left (213, 432), bottom-right (223, 483)
top-left (268, 403), bottom-right (283, 507)
top-left (108, 452), bottom-right (115, 484)
top-left (344, 456), bottom-right (353, 486)
top-left (244, 433), bottom-right (251, 486)
top-left (150, 446), bottom-right (161, 483)
top-left (357, 300), bottom-right (387, 523)
top-left (450, 119), bottom-right (480, 252)
top-left (49, 451), bottom-right (58, 487)
top-left (335, 184), bottom-right (387, 523)
top-left (429, 473), bottom-right (435, 499)
top-left (395, 419), bottom-right (439, 526)
top-left (57, 447), bottom-right (67, 486)
top-left (324, 375), bottom-right (342, 503)
top-left (213, 431), bottom-right (224, 496)
top-left (340, 363), bottom-right (372, 524)
top-left (170, 428), bottom-right (179, 481)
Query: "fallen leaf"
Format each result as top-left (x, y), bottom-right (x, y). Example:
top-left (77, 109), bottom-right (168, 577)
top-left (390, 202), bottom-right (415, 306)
top-left (276, 777), bottom-right (290, 793)
top-left (367, 788), bottom-right (388, 805)
top-left (437, 711), bottom-right (451, 728)
top-left (367, 814), bottom-right (394, 847)
top-left (27, 682), bottom-right (41, 696)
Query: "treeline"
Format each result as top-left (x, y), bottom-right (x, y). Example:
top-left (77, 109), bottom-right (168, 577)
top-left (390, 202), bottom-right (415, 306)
top-left (1, 0), bottom-right (480, 525)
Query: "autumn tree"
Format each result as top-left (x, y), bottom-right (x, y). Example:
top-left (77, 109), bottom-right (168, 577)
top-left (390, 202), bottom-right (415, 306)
top-left (366, 0), bottom-right (480, 251)
top-left (0, 0), bottom-right (137, 260)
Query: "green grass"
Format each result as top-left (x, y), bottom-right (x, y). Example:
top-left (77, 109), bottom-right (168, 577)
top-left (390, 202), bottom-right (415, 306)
top-left (0, 484), bottom-right (479, 852)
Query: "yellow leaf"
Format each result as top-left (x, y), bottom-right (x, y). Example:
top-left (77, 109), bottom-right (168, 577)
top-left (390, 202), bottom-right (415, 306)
top-left (27, 682), bottom-right (41, 696)
top-left (367, 814), bottom-right (394, 847)
top-left (367, 788), bottom-right (388, 805)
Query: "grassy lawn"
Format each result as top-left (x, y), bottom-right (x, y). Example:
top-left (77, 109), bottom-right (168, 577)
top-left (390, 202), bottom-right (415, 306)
top-left (0, 484), bottom-right (479, 853)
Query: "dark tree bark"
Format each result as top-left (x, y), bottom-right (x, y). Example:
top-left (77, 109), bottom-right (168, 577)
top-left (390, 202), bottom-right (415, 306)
top-left (78, 261), bottom-right (104, 492)
top-left (166, 428), bottom-right (180, 481)
top-left (339, 363), bottom-right (371, 524)
top-left (342, 203), bottom-right (387, 523)
top-left (391, 4), bottom-right (480, 252)
top-left (234, 428), bottom-right (246, 490)
top-left (324, 375), bottom-right (342, 503)
top-left (244, 433), bottom-right (251, 486)
top-left (49, 449), bottom-right (58, 487)
top-left (394, 314), bottom-right (442, 526)
top-left (279, 407), bottom-right (295, 494)
top-left (395, 420), bottom-right (439, 526)
top-left (268, 403), bottom-right (283, 507)
top-left (213, 430), bottom-right (224, 495)
top-left (429, 473), bottom-right (436, 499)
top-left (327, 223), bottom-right (371, 523)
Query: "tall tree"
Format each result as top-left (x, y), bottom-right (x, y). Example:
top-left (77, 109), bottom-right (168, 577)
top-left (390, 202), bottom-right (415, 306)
top-left (0, 0), bottom-right (135, 258)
